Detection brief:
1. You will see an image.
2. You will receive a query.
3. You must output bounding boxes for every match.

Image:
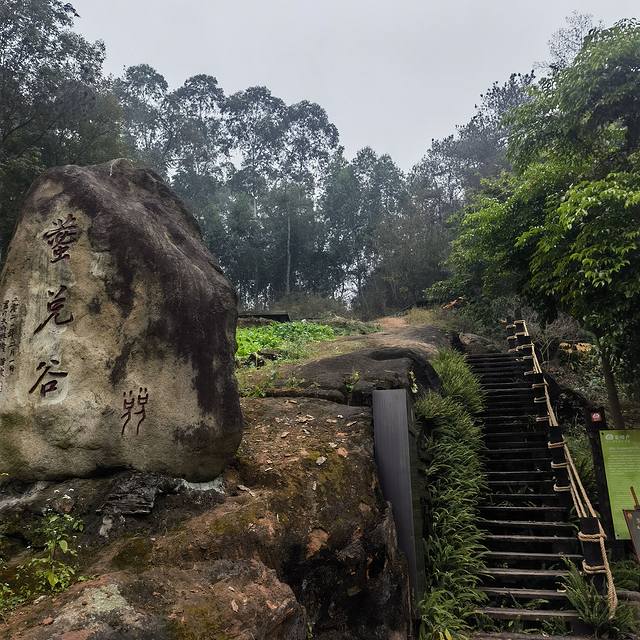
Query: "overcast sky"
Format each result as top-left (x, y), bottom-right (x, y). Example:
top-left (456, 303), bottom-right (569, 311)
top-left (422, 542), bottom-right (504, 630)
top-left (69, 0), bottom-right (636, 172)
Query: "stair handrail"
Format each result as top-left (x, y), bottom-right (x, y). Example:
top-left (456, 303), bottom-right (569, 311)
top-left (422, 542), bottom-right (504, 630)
top-left (506, 313), bottom-right (618, 617)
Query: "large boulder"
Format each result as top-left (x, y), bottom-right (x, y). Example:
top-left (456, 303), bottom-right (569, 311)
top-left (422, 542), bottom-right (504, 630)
top-left (0, 160), bottom-right (242, 481)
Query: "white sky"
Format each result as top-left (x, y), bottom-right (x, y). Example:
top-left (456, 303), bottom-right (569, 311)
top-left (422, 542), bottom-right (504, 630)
top-left (70, 0), bottom-right (636, 172)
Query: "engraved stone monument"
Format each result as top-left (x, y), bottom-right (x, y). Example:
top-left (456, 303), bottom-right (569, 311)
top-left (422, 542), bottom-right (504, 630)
top-left (0, 160), bottom-right (242, 481)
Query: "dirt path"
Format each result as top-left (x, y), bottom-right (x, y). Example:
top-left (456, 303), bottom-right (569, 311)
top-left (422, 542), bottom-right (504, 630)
top-left (377, 315), bottom-right (407, 329)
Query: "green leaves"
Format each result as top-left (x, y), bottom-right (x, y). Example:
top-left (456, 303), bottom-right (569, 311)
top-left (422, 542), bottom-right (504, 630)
top-left (415, 351), bottom-right (487, 639)
top-left (235, 322), bottom-right (335, 359)
top-left (444, 20), bottom-right (640, 400)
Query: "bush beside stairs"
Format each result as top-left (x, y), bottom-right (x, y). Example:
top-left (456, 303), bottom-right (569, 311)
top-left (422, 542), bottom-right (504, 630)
top-left (467, 352), bottom-right (589, 635)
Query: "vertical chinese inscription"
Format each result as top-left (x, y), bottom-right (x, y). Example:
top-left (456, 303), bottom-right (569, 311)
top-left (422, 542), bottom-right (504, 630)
top-left (28, 358), bottom-right (68, 398)
top-left (0, 297), bottom-right (19, 385)
top-left (42, 214), bottom-right (79, 263)
top-left (121, 388), bottom-right (149, 435)
top-left (34, 286), bottom-right (73, 334)
top-left (30, 214), bottom-right (81, 401)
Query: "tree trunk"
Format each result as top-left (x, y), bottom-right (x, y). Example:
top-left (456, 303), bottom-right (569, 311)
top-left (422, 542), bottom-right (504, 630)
top-left (286, 211), bottom-right (291, 295)
top-left (596, 337), bottom-right (625, 429)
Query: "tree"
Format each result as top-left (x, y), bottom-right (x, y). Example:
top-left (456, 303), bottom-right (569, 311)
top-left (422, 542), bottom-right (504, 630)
top-left (277, 100), bottom-right (339, 294)
top-left (0, 0), bottom-right (124, 260)
top-left (114, 66), bottom-right (228, 180)
top-left (447, 20), bottom-right (640, 428)
top-left (540, 11), bottom-right (602, 74)
top-left (224, 86), bottom-right (287, 215)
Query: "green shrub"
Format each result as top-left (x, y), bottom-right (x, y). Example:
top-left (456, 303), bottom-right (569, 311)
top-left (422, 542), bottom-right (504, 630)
top-left (611, 557), bottom-right (640, 591)
top-left (416, 385), bottom-right (487, 639)
top-left (236, 322), bottom-right (335, 359)
top-left (561, 560), bottom-right (638, 638)
top-left (564, 431), bottom-right (599, 511)
top-left (430, 348), bottom-right (484, 414)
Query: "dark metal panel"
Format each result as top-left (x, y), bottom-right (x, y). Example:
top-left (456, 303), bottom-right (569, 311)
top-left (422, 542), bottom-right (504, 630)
top-left (372, 389), bottom-right (426, 613)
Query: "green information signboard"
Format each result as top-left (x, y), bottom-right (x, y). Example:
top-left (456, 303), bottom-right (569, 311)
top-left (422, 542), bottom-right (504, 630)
top-left (600, 430), bottom-right (640, 540)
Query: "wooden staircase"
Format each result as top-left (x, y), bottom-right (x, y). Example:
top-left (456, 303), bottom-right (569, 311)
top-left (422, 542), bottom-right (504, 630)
top-left (467, 352), bottom-right (584, 633)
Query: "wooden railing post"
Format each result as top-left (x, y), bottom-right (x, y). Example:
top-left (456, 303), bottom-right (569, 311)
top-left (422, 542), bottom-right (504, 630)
top-left (530, 372), bottom-right (573, 508)
top-left (580, 517), bottom-right (606, 593)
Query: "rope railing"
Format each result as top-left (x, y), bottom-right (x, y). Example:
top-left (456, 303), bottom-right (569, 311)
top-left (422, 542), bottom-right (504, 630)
top-left (506, 313), bottom-right (618, 617)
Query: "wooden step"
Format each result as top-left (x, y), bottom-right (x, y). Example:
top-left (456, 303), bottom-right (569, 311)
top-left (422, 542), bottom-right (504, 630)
top-left (485, 447), bottom-right (549, 456)
top-left (483, 459), bottom-right (551, 470)
top-left (478, 587), bottom-right (570, 601)
top-left (483, 534), bottom-right (578, 549)
top-left (478, 519), bottom-right (573, 530)
top-left (484, 493), bottom-right (559, 506)
top-left (484, 567), bottom-right (570, 578)
top-left (486, 550), bottom-right (581, 564)
top-left (482, 383), bottom-right (532, 390)
top-left (485, 470), bottom-right (553, 480)
top-left (486, 480), bottom-right (555, 489)
top-left (479, 505), bottom-right (565, 516)
top-left (472, 633), bottom-right (593, 640)
top-left (482, 414), bottom-right (534, 421)
top-left (476, 607), bottom-right (580, 622)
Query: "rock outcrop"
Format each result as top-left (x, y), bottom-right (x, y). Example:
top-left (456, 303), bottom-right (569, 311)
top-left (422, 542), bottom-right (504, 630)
top-left (0, 397), bottom-right (411, 640)
top-left (0, 160), bottom-right (242, 481)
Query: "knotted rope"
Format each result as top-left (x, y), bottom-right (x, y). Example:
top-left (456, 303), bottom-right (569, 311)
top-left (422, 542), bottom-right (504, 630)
top-left (511, 319), bottom-right (618, 618)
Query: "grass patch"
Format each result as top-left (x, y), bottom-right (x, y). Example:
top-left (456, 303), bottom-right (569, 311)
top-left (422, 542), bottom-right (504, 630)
top-left (430, 348), bottom-right (484, 414)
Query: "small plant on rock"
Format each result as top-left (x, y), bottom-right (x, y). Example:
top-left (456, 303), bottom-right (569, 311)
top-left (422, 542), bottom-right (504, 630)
top-left (19, 511), bottom-right (83, 592)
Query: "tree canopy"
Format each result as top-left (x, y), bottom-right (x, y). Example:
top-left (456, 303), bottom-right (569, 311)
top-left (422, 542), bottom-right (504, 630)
top-left (444, 19), bottom-right (640, 426)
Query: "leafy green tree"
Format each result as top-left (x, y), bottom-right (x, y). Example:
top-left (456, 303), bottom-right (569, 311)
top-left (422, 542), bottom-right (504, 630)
top-left (114, 65), bottom-right (227, 179)
top-left (447, 20), bottom-right (640, 427)
top-left (224, 86), bottom-right (287, 215)
top-left (277, 100), bottom-right (340, 294)
top-left (0, 0), bottom-right (124, 261)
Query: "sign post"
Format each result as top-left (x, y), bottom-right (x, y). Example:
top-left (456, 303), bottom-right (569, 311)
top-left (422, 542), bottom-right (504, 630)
top-left (585, 408), bottom-right (626, 560)
top-left (623, 487), bottom-right (640, 563)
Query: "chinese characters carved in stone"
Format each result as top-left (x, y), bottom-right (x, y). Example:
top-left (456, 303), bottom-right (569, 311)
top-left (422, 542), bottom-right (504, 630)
top-left (34, 286), bottom-right (73, 334)
top-left (28, 358), bottom-right (68, 398)
top-left (42, 214), bottom-right (79, 263)
top-left (121, 387), bottom-right (149, 435)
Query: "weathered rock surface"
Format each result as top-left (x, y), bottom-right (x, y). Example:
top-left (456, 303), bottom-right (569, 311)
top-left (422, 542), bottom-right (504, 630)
top-left (0, 160), bottom-right (242, 481)
top-left (454, 331), bottom-right (503, 355)
top-left (269, 343), bottom-right (442, 405)
top-left (0, 397), bottom-right (411, 640)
